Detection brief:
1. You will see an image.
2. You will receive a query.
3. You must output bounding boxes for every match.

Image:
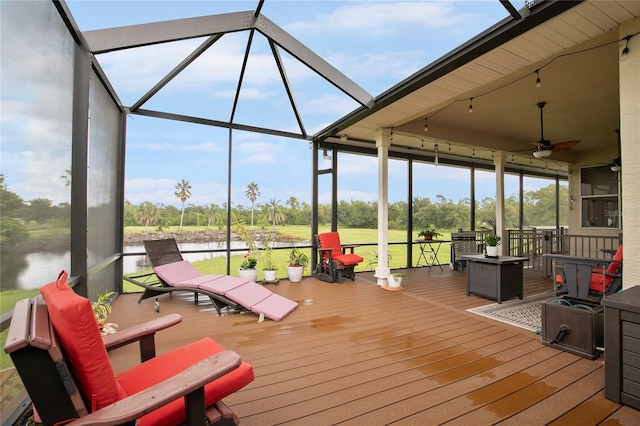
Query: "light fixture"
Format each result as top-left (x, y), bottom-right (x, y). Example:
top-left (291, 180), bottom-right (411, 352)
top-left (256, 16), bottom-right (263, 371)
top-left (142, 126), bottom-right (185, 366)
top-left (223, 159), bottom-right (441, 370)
top-left (532, 146), bottom-right (552, 158)
top-left (610, 129), bottom-right (622, 171)
top-left (610, 158), bottom-right (621, 172)
top-left (535, 69), bottom-right (541, 88)
top-left (468, 98), bottom-right (474, 113)
top-left (322, 149), bottom-right (332, 160)
top-left (434, 144), bottom-right (439, 166)
top-left (423, 118), bottom-right (428, 132)
top-left (340, 134), bottom-right (348, 142)
top-left (622, 35), bottom-right (631, 56)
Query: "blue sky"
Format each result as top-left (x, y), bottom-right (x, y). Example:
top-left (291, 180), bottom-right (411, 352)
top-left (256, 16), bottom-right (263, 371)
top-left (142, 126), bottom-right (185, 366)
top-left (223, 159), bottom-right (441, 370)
top-left (4, 1), bottom-right (550, 209)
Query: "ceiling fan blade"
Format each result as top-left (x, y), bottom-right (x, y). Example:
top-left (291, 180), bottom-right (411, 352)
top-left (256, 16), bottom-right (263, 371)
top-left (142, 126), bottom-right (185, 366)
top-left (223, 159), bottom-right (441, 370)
top-left (551, 140), bottom-right (580, 152)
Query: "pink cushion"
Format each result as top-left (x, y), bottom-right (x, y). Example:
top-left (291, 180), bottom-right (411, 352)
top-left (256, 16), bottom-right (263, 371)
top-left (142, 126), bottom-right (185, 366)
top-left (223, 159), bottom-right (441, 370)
top-left (117, 338), bottom-right (254, 426)
top-left (174, 274), bottom-right (225, 288)
top-left (199, 276), bottom-right (248, 295)
top-left (251, 293), bottom-right (298, 321)
top-left (40, 271), bottom-right (123, 411)
top-left (154, 261), bottom-right (203, 284)
top-left (225, 282), bottom-right (272, 308)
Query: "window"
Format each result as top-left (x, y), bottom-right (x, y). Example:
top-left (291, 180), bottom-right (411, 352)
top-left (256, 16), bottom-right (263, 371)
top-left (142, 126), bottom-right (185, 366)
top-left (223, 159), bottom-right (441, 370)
top-left (580, 166), bottom-right (619, 228)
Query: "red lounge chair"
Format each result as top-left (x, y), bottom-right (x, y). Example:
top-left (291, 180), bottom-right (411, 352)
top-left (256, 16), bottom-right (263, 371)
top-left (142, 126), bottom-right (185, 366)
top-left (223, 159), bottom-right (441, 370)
top-left (125, 238), bottom-right (297, 321)
top-left (4, 271), bottom-right (254, 425)
top-left (313, 232), bottom-right (363, 283)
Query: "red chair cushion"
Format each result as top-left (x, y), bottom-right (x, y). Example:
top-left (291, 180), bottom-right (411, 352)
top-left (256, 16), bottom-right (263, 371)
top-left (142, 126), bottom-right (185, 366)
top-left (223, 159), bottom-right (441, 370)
top-left (318, 232), bottom-right (343, 260)
top-left (318, 232), bottom-right (363, 265)
top-left (117, 337), bottom-right (255, 426)
top-left (589, 245), bottom-right (622, 293)
top-left (40, 271), bottom-right (123, 411)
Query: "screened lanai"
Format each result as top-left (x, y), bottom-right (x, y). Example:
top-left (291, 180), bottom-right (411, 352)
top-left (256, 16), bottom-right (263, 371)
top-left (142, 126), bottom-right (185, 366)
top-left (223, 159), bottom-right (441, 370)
top-left (1, 0), bottom-right (639, 298)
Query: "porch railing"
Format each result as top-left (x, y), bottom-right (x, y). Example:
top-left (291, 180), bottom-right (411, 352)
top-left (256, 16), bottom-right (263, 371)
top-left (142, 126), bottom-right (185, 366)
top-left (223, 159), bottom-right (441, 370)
top-left (506, 228), bottom-right (621, 276)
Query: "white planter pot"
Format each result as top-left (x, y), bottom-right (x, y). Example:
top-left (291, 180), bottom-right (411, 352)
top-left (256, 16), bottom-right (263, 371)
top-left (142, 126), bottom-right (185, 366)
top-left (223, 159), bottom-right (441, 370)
top-left (287, 265), bottom-right (304, 283)
top-left (388, 275), bottom-right (403, 287)
top-left (263, 269), bottom-right (277, 282)
top-left (486, 245), bottom-right (499, 257)
top-left (238, 268), bottom-right (258, 282)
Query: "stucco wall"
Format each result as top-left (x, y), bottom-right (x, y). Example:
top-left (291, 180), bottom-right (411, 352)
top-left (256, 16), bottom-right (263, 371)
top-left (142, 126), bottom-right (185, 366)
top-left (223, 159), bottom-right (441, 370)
top-left (619, 17), bottom-right (640, 289)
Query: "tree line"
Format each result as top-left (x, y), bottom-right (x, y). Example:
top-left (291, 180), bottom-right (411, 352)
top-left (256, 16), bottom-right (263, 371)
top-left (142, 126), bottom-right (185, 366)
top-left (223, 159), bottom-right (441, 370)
top-left (1, 175), bottom-right (567, 251)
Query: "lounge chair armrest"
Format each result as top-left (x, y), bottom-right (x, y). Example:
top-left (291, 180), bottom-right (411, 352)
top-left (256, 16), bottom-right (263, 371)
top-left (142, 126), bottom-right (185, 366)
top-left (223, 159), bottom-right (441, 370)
top-left (103, 313), bottom-right (182, 361)
top-left (68, 350), bottom-right (242, 426)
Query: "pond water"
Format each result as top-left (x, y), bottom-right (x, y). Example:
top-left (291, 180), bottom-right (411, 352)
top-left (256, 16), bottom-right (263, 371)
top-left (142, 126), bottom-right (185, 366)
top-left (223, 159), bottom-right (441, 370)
top-left (1, 241), bottom-right (301, 290)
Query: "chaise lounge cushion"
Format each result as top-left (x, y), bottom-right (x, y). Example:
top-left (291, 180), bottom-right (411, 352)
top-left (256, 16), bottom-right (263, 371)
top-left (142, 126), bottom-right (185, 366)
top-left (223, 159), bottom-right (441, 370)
top-left (116, 337), bottom-right (255, 426)
top-left (40, 271), bottom-right (124, 411)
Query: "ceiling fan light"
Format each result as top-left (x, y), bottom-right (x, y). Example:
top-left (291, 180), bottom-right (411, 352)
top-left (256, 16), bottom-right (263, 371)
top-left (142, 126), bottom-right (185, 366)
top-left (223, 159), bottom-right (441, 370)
top-left (533, 148), bottom-right (552, 158)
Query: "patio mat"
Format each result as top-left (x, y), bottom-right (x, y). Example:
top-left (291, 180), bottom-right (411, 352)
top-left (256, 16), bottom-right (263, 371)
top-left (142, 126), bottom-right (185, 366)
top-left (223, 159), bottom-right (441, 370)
top-left (466, 293), bottom-right (554, 333)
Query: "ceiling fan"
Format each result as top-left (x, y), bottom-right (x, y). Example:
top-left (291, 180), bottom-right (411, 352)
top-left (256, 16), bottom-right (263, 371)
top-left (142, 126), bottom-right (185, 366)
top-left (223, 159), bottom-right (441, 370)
top-left (530, 101), bottom-right (580, 158)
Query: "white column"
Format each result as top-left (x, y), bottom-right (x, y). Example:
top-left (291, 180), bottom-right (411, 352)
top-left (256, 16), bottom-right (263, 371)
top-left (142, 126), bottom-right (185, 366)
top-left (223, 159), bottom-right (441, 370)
top-left (374, 128), bottom-right (391, 285)
top-left (494, 151), bottom-right (506, 256)
top-left (620, 18), bottom-right (640, 289)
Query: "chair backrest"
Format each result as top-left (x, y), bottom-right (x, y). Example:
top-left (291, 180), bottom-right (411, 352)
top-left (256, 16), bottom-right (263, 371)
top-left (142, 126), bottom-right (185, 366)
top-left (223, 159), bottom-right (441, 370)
top-left (39, 271), bottom-right (124, 413)
top-left (603, 244), bottom-right (623, 287)
top-left (317, 232), bottom-right (343, 260)
top-left (144, 238), bottom-right (185, 267)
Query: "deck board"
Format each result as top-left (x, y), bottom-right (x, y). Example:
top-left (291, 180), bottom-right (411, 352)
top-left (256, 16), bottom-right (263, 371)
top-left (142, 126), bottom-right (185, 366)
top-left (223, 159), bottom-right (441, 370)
top-left (106, 267), bottom-right (640, 425)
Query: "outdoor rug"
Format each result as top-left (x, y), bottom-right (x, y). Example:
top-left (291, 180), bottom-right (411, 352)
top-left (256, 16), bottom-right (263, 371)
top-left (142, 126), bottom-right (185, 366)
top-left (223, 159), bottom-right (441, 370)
top-left (466, 293), bottom-right (554, 333)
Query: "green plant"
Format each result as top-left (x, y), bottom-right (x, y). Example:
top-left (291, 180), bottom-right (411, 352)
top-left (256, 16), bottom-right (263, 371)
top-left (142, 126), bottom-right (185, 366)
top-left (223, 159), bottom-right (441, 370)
top-left (240, 254), bottom-right (258, 269)
top-left (485, 234), bottom-right (501, 246)
top-left (418, 227), bottom-right (441, 238)
top-left (287, 247), bottom-right (309, 268)
top-left (92, 291), bottom-right (116, 326)
top-left (262, 230), bottom-right (277, 270)
top-left (391, 272), bottom-right (407, 278)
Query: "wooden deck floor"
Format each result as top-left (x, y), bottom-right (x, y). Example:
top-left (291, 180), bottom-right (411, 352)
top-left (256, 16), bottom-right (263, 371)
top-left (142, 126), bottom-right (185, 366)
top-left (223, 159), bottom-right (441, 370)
top-left (107, 266), bottom-right (640, 425)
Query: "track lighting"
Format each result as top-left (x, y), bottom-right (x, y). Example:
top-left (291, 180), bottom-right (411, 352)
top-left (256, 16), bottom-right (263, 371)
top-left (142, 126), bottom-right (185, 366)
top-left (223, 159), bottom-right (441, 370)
top-left (535, 70), bottom-right (541, 88)
top-left (423, 118), bottom-right (428, 132)
top-left (468, 98), bottom-right (474, 113)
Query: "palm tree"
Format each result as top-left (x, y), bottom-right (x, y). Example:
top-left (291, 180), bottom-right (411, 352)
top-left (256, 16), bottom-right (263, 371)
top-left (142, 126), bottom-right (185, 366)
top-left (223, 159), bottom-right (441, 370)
top-left (265, 198), bottom-right (286, 228)
top-left (136, 201), bottom-right (158, 230)
top-left (245, 181), bottom-right (260, 229)
top-left (174, 179), bottom-right (192, 227)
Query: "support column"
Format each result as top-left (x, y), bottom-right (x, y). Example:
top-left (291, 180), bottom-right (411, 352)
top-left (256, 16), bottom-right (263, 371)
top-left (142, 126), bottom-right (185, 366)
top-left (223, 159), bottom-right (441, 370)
top-left (374, 128), bottom-right (391, 285)
top-left (494, 151), bottom-right (506, 256)
top-left (620, 18), bottom-right (640, 289)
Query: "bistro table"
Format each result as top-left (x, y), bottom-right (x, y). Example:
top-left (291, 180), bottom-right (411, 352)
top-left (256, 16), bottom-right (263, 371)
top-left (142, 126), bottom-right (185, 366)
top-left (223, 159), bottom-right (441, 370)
top-left (460, 254), bottom-right (529, 303)
top-left (414, 240), bottom-right (451, 273)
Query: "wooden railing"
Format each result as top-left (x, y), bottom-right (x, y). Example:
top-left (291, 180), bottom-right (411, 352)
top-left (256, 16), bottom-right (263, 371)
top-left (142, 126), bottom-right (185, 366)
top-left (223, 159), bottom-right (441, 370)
top-left (506, 228), bottom-right (621, 276)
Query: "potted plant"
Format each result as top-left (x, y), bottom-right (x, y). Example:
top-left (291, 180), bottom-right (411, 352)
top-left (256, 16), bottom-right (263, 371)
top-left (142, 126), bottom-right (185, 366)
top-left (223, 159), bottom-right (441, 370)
top-left (485, 234), bottom-right (501, 257)
top-left (417, 226), bottom-right (441, 240)
top-left (387, 272), bottom-right (406, 288)
top-left (239, 254), bottom-right (259, 281)
top-left (262, 248), bottom-right (278, 282)
top-left (232, 215), bottom-right (260, 281)
top-left (287, 247), bottom-right (309, 283)
top-left (93, 291), bottom-right (118, 336)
